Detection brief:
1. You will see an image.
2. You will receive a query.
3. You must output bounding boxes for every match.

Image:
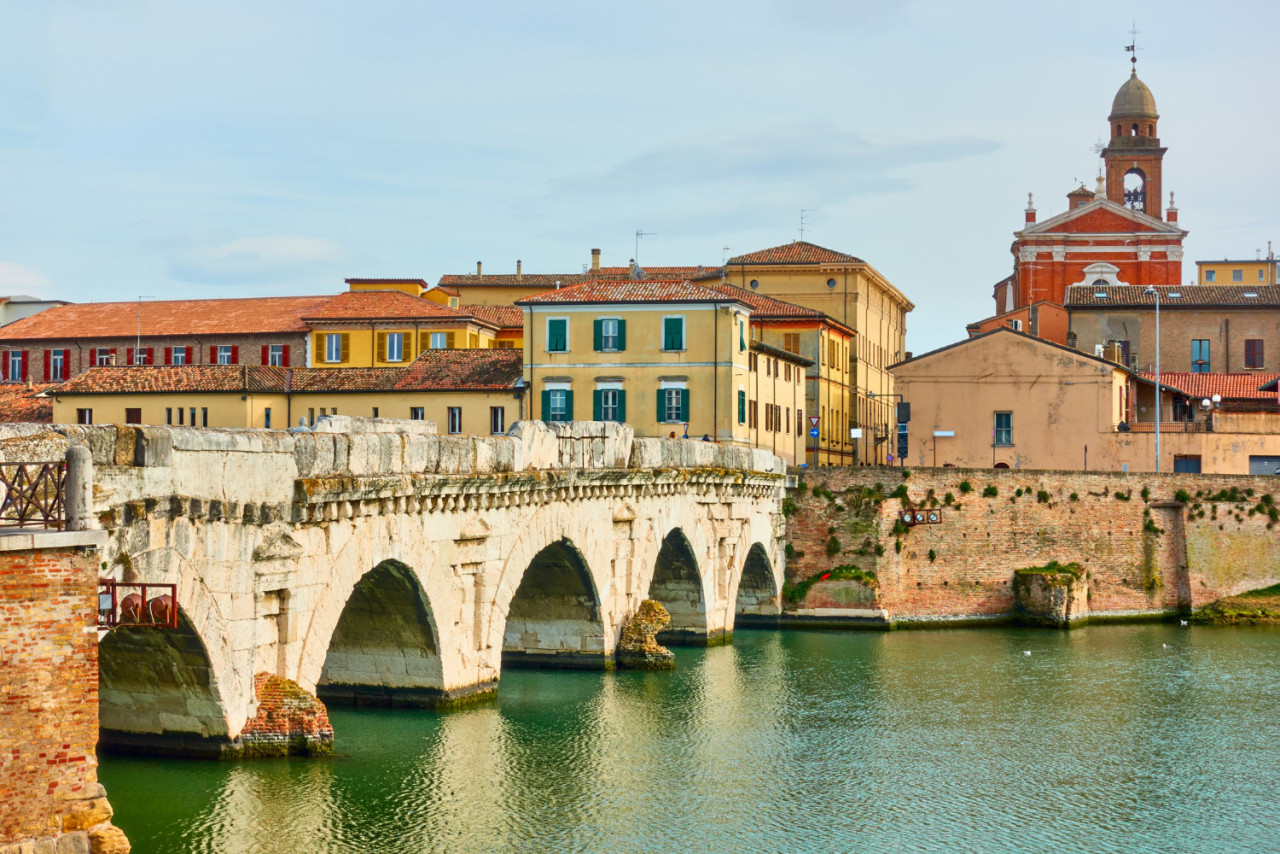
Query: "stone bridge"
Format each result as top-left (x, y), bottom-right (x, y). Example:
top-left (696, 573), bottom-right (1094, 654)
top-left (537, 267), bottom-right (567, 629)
top-left (0, 420), bottom-right (786, 757)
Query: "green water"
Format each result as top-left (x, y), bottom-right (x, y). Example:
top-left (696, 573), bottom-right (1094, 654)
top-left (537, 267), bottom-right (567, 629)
top-left (101, 625), bottom-right (1280, 853)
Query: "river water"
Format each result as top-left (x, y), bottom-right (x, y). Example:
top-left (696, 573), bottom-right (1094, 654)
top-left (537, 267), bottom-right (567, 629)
top-left (100, 625), bottom-right (1280, 853)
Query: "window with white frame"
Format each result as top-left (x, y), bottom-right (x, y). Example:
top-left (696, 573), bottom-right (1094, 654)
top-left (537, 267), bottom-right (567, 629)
top-left (268, 345), bottom-right (285, 367)
top-left (325, 334), bottom-right (343, 362)
top-left (601, 318), bottom-right (620, 351)
top-left (216, 345), bottom-right (233, 365)
top-left (430, 332), bottom-right (447, 349)
top-left (410, 407), bottom-right (425, 420)
top-left (490, 406), bottom-right (505, 434)
top-left (994, 411), bottom-right (1012, 445)
top-left (600, 389), bottom-right (620, 421)
top-left (172, 348), bottom-right (187, 365)
top-left (661, 316), bottom-right (685, 351)
top-left (7, 352), bottom-right (22, 381)
top-left (95, 350), bottom-right (112, 366)
top-left (386, 332), bottom-right (404, 362)
top-left (447, 406), bottom-right (462, 434)
top-left (549, 389), bottom-right (568, 421)
top-left (50, 350), bottom-right (66, 381)
top-left (546, 318), bottom-right (569, 352)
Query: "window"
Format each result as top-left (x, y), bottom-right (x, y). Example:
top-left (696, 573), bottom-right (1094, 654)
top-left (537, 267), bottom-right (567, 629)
top-left (1245, 339), bottom-right (1264, 369)
top-left (1192, 339), bottom-right (1211, 373)
top-left (264, 408), bottom-right (272, 429)
top-left (447, 407), bottom-right (462, 434)
top-left (383, 332), bottom-right (404, 362)
top-left (49, 350), bottom-right (66, 381)
top-left (189, 407), bottom-right (196, 427)
top-left (430, 332), bottom-right (448, 350)
top-left (172, 347), bottom-right (187, 366)
top-left (201, 408), bottom-right (208, 427)
top-left (7, 351), bottom-right (24, 381)
top-left (130, 348), bottom-right (151, 365)
top-left (125, 408), bottom-right (142, 425)
top-left (797, 410), bottom-right (804, 434)
top-left (307, 407), bottom-right (315, 426)
top-left (785, 407), bottom-right (790, 433)
top-left (784, 363), bottom-right (791, 381)
top-left (490, 406), bottom-right (506, 434)
top-left (544, 388), bottom-right (573, 422)
top-left (1204, 270), bottom-right (1216, 283)
top-left (783, 333), bottom-right (801, 354)
top-left (165, 408), bottom-right (173, 425)
top-left (267, 345), bottom-right (285, 367)
top-left (324, 334), bottom-right (343, 363)
top-left (739, 320), bottom-right (746, 352)
top-left (659, 387), bottom-right (688, 423)
top-left (76, 408), bottom-right (92, 425)
top-left (1260, 269), bottom-right (1266, 282)
top-left (94, 349), bottom-right (113, 367)
top-left (216, 345), bottom-right (234, 365)
top-left (1232, 269), bottom-right (1243, 282)
top-left (749, 400), bottom-right (757, 428)
top-left (1173, 455), bottom-right (1202, 474)
top-left (372, 407), bottom-right (379, 418)
top-left (546, 318), bottom-right (569, 352)
top-left (737, 389), bottom-right (747, 425)
top-left (410, 407), bottom-right (425, 421)
top-left (994, 412), bottom-right (1012, 445)
top-left (826, 278), bottom-right (837, 289)
top-left (749, 279), bottom-right (759, 290)
top-left (662, 317), bottom-right (685, 351)
top-left (595, 318), bottom-right (624, 352)
top-left (594, 388), bottom-right (624, 422)
top-left (749, 353), bottom-right (757, 372)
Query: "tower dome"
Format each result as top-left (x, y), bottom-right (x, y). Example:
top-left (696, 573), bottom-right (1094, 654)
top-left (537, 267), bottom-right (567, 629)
top-left (1109, 71), bottom-right (1158, 120)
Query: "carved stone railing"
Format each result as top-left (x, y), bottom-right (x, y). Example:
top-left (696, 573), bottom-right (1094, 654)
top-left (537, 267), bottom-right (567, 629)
top-left (0, 461), bottom-right (66, 529)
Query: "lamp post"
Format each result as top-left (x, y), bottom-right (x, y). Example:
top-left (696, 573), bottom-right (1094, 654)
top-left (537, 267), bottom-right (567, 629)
top-left (1144, 286), bottom-right (1161, 473)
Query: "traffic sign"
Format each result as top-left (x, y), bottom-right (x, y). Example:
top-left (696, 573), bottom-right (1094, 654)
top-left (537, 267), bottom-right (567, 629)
top-left (809, 428), bottom-right (819, 438)
top-left (808, 415), bottom-right (820, 427)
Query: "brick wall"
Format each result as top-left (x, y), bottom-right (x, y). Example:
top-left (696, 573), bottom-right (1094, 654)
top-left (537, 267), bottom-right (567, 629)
top-left (0, 537), bottom-right (130, 852)
top-left (786, 467), bottom-right (1280, 624)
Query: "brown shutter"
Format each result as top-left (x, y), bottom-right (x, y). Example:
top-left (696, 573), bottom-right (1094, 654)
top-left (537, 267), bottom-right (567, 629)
top-left (313, 332), bottom-right (325, 364)
top-left (375, 332), bottom-right (387, 363)
top-left (339, 333), bottom-right (350, 362)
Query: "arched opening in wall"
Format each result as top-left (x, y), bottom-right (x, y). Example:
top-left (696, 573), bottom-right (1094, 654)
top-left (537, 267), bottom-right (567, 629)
top-left (734, 543), bottom-right (780, 628)
top-left (99, 610), bottom-right (230, 758)
top-left (1123, 168), bottom-right (1146, 211)
top-left (317, 559), bottom-right (443, 707)
top-left (993, 462), bottom-right (1010, 470)
top-left (647, 529), bottom-right (710, 645)
top-left (503, 538), bottom-right (606, 669)
top-left (1131, 122), bottom-right (1139, 136)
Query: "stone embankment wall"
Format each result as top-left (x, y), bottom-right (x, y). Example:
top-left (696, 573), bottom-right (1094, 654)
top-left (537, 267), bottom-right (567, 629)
top-left (785, 467), bottom-right (1280, 626)
top-left (0, 534), bottom-right (130, 854)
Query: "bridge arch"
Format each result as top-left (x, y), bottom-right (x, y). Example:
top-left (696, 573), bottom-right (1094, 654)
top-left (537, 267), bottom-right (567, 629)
top-left (733, 542), bottom-right (781, 627)
top-left (315, 558), bottom-right (444, 707)
top-left (646, 527), bottom-right (711, 645)
top-left (98, 607), bottom-right (233, 758)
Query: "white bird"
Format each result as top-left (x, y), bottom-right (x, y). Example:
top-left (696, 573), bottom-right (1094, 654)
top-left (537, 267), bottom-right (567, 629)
top-left (1023, 650), bottom-right (1032, 656)
top-left (1180, 620), bottom-right (1188, 626)
top-left (1162, 643), bottom-right (1170, 649)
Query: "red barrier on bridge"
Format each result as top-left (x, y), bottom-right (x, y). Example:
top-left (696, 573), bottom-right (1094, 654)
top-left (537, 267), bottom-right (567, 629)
top-left (98, 581), bottom-right (178, 630)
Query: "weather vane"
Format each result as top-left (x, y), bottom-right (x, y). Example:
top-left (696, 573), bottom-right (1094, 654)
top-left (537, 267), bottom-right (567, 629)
top-left (1125, 21), bottom-right (1141, 70)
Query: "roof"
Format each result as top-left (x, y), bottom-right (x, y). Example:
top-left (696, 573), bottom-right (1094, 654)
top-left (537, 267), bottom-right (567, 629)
top-left (0, 383), bottom-right (55, 422)
top-left (516, 279), bottom-right (750, 306)
top-left (1139, 372), bottom-right (1280, 401)
top-left (703, 283), bottom-right (823, 319)
top-left (394, 349), bottom-right (522, 391)
top-left (1067, 184), bottom-right (1094, 197)
top-left (461, 304), bottom-right (523, 329)
top-left (0, 295), bottom-right (334, 342)
top-left (1065, 284), bottom-right (1280, 308)
top-left (750, 339), bottom-right (813, 366)
top-left (1196, 259), bottom-right (1278, 265)
top-left (344, 278), bottom-right (429, 287)
top-left (303, 290), bottom-right (479, 322)
top-left (890, 325), bottom-right (1125, 373)
top-left (54, 350), bottom-right (523, 396)
top-left (593, 265), bottom-right (722, 281)
top-left (438, 273), bottom-right (590, 289)
top-left (1018, 196), bottom-right (1184, 238)
top-left (1110, 70), bottom-right (1158, 120)
top-left (725, 241), bottom-right (865, 266)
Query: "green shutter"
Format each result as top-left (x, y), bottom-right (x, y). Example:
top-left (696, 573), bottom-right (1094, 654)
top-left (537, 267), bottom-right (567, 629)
top-left (657, 389), bottom-right (666, 422)
top-left (663, 317), bottom-right (681, 350)
top-left (548, 319), bottom-right (566, 352)
top-left (679, 389), bottom-right (689, 423)
top-left (617, 389), bottom-right (626, 423)
top-left (738, 389), bottom-right (746, 424)
top-left (541, 390), bottom-right (552, 421)
top-left (593, 319), bottom-right (603, 352)
top-left (593, 389), bottom-right (603, 420)
top-left (564, 390), bottom-right (574, 421)
top-left (616, 319), bottom-right (626, 351)
top-left (739, 320), bottom-right (746, 352)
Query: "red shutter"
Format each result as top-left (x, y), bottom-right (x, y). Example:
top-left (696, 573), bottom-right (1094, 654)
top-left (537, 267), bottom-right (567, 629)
top-left (186, 346), bottom-right (194, 364)
top-left (20, 351), bottom-right (28, 382)
top-left (0, 351), bottom-right (7, 381)
top-left (146, 347), bottom-right (154, 364)
top-left (262, 345), bottom-right (269, 365)
top-left (210, 347), bottom-right (217, 363)
top-left (43, 350), bottom-right (50, 382)
top-left (282, 345), bottom-right (290, 367)
top-left (89, 348), bottom-right (97, 367)
top-left (126, 347), bottom-right (134, 365)
top-left (231, 346), bottom-right (239, 364)
top-left (164, 347), bottom-right (172, 365)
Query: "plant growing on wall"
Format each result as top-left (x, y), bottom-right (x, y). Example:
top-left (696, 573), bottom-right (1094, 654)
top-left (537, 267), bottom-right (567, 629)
top-left (983, 485), bottom-right (998, 498)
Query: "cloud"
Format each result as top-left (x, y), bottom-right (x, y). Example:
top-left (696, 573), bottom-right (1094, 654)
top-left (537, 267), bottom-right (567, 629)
top-left (0, 261), bottom-right (53, 295)
top-left (169, 235), bottom-right (346, 285)
top-left (544, 122), bottom-right (999, 206)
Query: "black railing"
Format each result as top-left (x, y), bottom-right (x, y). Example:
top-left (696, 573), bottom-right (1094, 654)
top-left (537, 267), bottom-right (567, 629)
top-left (0, 462), bottom-right (66, 530)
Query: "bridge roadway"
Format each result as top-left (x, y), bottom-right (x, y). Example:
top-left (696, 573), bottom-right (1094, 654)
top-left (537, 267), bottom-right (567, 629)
top-left (5, 419), bottom-right (787, 757)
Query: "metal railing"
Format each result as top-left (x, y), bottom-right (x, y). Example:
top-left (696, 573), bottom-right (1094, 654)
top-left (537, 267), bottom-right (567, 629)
top-left (0, 461), bottom-right (66, 530)
top-left (1124, 421), bottom-right (1210, 434)
top-left (98, 581), bottom-right (179, 630)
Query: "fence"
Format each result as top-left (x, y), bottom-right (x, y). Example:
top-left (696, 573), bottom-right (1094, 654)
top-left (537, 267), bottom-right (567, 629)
top-left (0, 461), bottom-right (66, 529)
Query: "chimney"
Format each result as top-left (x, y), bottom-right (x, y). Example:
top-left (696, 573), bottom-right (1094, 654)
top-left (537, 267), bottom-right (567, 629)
top-left (476, 261), bottom-right (482, 276)
top-left (591, 248), bottom-right (601, 272)
top-left (1024, 192), bottom-right (1036, 225)
top-left (516, 259), bottom-right (522, 282)
top-left (1166, 191), bottom-right (1178, 224)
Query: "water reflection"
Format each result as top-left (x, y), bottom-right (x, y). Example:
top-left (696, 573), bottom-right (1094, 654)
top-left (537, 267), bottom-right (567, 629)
top-left (101, 626), bottom-right (1280, 854)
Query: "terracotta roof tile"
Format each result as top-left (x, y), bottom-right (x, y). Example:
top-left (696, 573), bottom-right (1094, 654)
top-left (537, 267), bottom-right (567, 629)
top-left (1066, 285), bottom-right (1280, 307)
top-left (304, 290), bottom-right (474, 321)
top-left (702, 283), bottom-right (823, 318)
top-left (750, 340), bottom-right (813, 366)
top-left (1138, 372), bottom-right (1280, 401)
top-left (394, 349), bottom-right (522, 391)
top-left (725, 241), bottom-right (865, 266)
top-left (56, 365), bottom-right (287, 395)
top-left (460, 304), bottom-right (523, 329)
top-left (0, 296), bottom-right (334, 342)
top-left (593, 266), bottom-right (721, 280)
top-left (439, 273), bottom-right (590, 289)
top-left (344, 278), bottom-right (429, 287)
top-left (288, 367), bottom-right (406, 392)
top-left (0, 383), bottom-right (55, 422)
top-left (516, 279), bottom-right (748, 306)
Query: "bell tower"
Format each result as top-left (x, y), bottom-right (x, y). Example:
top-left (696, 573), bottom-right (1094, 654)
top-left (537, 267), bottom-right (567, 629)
top-left (1101, 54), bottom-right (1165, 218)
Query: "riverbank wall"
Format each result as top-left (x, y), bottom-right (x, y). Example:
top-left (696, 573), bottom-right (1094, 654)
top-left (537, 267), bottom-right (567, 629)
top-left (0, 531), bottom-right (131, 854)
top-left (783, 467), bottom-right (1280, 627)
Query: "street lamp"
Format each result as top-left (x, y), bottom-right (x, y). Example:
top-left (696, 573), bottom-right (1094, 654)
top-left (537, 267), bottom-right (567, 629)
top-left (1144, 286), bottom-right (1161, 473)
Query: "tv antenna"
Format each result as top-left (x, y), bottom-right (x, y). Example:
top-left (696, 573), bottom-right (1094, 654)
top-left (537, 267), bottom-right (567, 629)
top-left (635, 229), bottom-right (656, 264)
top-left (1125, 21), bottom-right (1141, 69)
top-left (799, 209), bottom-right (813, 241)
top-left (136, 296), bottom-right (155, 362)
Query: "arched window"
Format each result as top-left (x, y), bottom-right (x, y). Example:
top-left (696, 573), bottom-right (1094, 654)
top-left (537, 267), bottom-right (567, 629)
top-left (1148, 123), bottom-right (1154, 136)
top-left (1122, 168), bottom-right (1146, 211)
top-left (1092, 279), bottom-right (1109, 288)
top-left (1131, 123), bottom-right (1139, 136)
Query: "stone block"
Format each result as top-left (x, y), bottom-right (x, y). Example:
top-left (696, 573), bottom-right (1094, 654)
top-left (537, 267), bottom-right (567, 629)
top-left (437, 437), bottom-right (476, 474)
top-left (473, 440), bottom-right (494, 474)
top-left (629, 438), bottom-right (665, 469)
top-left (404, 435), bottom-right (440, 473)
top-left (54, 832), bottom-right (90, 853)
top-left (87, 825), bottom-right (131, 854)
top-left (311, 415), bottom-right (354, 433)
top-left (487, 437), bottom-right (516, 472)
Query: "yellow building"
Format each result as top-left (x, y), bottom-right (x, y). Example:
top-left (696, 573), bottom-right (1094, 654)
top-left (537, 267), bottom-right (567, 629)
top-left (345, 277), bottom-right (430, 297)
top-left (303, 290), bottom-right (502, 368)
top-left (1196, 255), bottom-right (1278, 286)
top-left (721, 241), bottom-right (913, 465)
top-left (517, 279), bottom-right (809, 462)
top-left (50, 350), bottom-right (526, 436)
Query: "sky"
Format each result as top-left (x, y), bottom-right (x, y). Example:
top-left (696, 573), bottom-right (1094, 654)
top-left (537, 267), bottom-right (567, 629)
top-left (2, 0), bottom-right (1277, 354)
